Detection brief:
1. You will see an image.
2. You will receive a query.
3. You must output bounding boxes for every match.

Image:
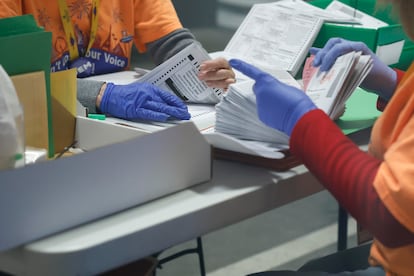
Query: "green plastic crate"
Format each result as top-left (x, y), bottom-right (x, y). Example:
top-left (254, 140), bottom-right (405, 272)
top-left (309, 0), bottom-right (409, 67)
top-left (395, 45), bottom-right (414, 70)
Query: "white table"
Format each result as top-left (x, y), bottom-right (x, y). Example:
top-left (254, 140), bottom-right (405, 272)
top-left (0, 128), bottom-right (371, 276)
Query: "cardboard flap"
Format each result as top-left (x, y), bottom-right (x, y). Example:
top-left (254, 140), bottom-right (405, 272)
top-left (11, 71), bottom-right (48, 151)
top-left (51, 69), bottom-right (77, 154)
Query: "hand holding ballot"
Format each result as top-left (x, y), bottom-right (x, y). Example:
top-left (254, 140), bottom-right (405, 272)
top-left (198, 57), bottom-right (236, 90)
top-left (310, 38), bottom-right (397, 101)
top-left (98, 82), bottom-right (191, 122)
top-left (229, 59), bottom-right (316, 136)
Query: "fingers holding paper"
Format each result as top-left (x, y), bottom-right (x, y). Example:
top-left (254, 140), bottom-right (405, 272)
top-left (310, 37), bottom-right (373, 72)
top-left (310, 37), bottom-right (397, 100)
top-left (198, 57), bottom-right (236, 90)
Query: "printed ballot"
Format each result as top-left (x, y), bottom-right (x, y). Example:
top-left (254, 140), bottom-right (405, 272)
top-left (136, 42), bottom-right (223, 104)
top-left (223, 0), bottom-right (358, 77)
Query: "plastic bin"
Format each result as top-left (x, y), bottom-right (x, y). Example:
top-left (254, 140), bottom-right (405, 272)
top-left (309, 0), bottom-right (409, 66)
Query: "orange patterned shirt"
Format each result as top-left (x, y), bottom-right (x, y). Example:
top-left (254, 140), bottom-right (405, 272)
top-left (0, 0), bottom-right (182, 76)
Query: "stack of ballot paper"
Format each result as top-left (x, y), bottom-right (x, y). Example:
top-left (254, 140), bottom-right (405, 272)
top-left (215, 51), bottom-right (373, 145)
top-left (215, 72), bottom-right (290, 145)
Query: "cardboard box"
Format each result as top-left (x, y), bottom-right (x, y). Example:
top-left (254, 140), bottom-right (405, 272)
top-left (0, 120), bottom-right (212, 251)
top-left (50, 69), bottom-right (78, 153)
top-left (310, 0), bottom-right (407, 66)
top-left (11, 68), bottom-right (78, 156)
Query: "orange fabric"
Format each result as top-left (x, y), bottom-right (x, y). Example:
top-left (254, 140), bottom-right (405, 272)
top-left (368, 62), bottom-right (414, 276)
top-left (0, 0), bottom-right (182, 70)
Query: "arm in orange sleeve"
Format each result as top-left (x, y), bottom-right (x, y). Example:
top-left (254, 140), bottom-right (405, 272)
top-left (0, 0), bottom-right (22, 18)
top-left (133, 0), bottom-right (183, 53)
top-left (290, 110), bottom-right (414, 248)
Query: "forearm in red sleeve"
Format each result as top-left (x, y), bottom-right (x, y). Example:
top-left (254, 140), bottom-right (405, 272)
top-left (290, 109), bottom-right (414, 247)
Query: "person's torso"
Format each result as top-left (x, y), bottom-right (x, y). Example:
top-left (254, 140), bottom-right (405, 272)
top-left (368, 62), bottom-right (414, 276)
top-left (23, 0), bottom-right (135, 76)
top-left (5, 0), bottom-right (182, 77)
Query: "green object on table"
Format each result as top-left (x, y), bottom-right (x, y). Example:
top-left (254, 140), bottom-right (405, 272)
top-left (309, 0), bottom-right (414, 70)
top-left (88, 114), bottom-right (106, 120)
top-left (0, 15), bottom-right (54, 157)
top-left (336, 88), bottom-right (381, 135)
top-left (309, 0), bottom-right (405, 52)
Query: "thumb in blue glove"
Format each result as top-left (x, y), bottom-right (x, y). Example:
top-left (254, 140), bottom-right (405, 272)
top-left (99, 82), bottom-right (191, 122)
top-left (310, 37), bottom-right (397, 101)
top-left (229, 59), bottom-right (316, 136)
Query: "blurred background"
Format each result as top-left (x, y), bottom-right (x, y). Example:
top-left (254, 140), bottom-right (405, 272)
top-left (131, 0), bottom-right (280, 70)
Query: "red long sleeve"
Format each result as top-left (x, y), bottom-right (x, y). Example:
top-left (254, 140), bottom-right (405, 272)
top-left (290, 109), bottom-right (414, 247)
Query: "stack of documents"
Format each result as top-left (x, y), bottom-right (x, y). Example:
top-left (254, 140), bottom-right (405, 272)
top-left (215, 51), bottom-right (373, 144)
top-left (223, 0), bottom-right (359, 77)
top-left (215, 76), bottom-right (289, 145)
top-left (324, 0), bottom-right (388, 29)
top-left (304, 51), bottom-right (373, 119)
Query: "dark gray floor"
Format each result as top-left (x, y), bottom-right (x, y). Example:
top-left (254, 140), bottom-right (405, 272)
top-left (155, 190), bottom-right (356, 276)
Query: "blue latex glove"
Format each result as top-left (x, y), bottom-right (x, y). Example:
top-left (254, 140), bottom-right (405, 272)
top-left (229, 59), bottom-right (317, 136)
top-left (310, 37), bottom-right (397, 101)
top-left (100, 82), bottom-right (191, 121)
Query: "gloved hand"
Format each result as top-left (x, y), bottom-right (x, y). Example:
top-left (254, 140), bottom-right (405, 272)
top-left (310, 37), bottom-right (397, 100)
top-left (99, 82), bottom-right (191, 121)
top-left (229, 59), bottom-right (317, 136)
